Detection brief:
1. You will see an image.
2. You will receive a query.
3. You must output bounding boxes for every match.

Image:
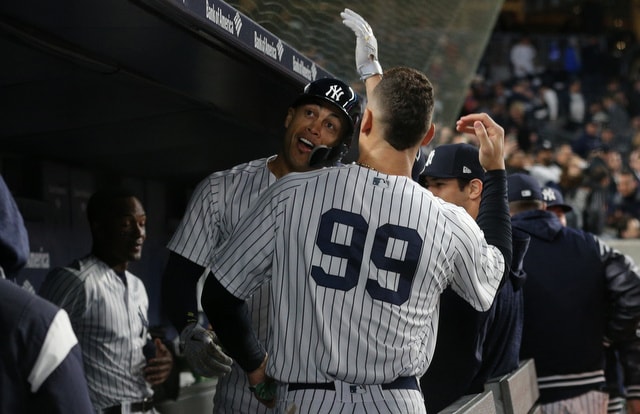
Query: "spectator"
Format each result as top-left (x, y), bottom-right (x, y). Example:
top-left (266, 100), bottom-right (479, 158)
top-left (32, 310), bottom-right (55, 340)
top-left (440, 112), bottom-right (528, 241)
top-left (506, 100), bottom-right (536, 153)
top-left (582, 160), bottom-right (614, 236)
top-left (629, 148), bottom-right (640, 181)
top-left (609, 168), bottom-right (640, 231)
top-left (617, 214), bottom-right (640, 239)
top-left (40, 188), bottom-right (174, 413)
top-left (602, 94), bottom-right (631, 147)
top-left (510, 35), bottom-right (537, 79)
top-left (561, 78), bottom-right (587, 133)
top-left (506, 148), bottom-right (532, 175)
top-left (554, 153), bottom-right (589, 229)
top-left (572, 120), bottom-right (603, 160)
top-left (529, 139), bottom-right (562, 186)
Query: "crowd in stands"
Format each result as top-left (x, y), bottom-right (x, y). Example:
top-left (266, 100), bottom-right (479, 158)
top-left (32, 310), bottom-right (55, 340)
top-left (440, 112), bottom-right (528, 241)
top-left (428, 33), bottom-right (640, 239)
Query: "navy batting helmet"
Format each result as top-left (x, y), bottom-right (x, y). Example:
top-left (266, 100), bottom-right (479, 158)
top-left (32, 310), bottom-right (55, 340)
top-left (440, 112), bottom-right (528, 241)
top-left (292, 78), bottom-right (361, 167)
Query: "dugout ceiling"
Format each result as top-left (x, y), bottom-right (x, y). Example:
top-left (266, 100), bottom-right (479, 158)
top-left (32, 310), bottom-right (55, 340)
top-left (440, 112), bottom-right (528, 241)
top-left (0, 0), bottom-right (504, 185)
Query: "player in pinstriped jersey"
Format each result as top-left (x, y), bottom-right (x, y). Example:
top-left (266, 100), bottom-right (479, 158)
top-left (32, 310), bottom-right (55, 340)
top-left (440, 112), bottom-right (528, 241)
top-left (40, 189), bottom-right (174, 413)
top-left (201, 46), bottom-right (513, 414)
top-left (161, 76), bottom-right (361, 412)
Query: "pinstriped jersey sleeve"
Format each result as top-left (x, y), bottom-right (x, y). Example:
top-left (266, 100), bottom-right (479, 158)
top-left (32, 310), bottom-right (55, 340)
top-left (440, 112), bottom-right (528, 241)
top-left (167, 158), bottom-right (275, 268)
top-left (209, 186), bottom-right (281, 300)
top-left (441, 203), bottom-right (506, 312)
top-left (167, 174), bottom-right (224, 267)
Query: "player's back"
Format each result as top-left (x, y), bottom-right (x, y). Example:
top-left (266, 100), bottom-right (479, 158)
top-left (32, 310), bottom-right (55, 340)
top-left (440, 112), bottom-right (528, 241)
top-left (213, 164), bottom-right (506, 385)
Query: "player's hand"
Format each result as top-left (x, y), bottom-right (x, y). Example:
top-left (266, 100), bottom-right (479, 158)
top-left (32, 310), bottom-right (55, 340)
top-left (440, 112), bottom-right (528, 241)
top-left (144, 338), bottom-right (174, 385)
top-left (180, 322), bottom-right (233, 377)
top-left (341, 8), bottom-right (383, 80)
top-left (455, 113), bottom-right (506, 172)
top-left (248, 354), bottom-right (276, 408)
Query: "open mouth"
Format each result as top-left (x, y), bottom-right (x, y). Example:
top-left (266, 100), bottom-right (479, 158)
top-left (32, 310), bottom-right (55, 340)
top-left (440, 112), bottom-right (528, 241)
top-left (298, 137), bottom-right (315, 153)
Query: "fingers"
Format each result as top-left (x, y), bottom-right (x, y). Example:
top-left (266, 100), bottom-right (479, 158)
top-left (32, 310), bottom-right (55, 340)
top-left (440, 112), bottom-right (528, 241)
top-left (455, 113), bottom-right (497, 134)
top-left (456, 112), bottom-right (506, 171)
top-left (207, 345), bottom-right (233, 366)
top-left (145, 356), bottom-right (173, 384)
top-left (341, 8), bottom-right (370, 36)
top-left (154, 338), bottom-right (170, 357)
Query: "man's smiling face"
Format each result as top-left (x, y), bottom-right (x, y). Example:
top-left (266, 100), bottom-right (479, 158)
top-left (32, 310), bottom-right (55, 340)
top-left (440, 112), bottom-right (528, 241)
top-left (281, 102), bottom-right (345, 172)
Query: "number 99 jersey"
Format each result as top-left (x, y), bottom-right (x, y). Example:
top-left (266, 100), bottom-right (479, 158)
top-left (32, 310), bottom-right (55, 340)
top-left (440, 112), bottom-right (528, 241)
top-left (209, 164), bottom-right (505, 385)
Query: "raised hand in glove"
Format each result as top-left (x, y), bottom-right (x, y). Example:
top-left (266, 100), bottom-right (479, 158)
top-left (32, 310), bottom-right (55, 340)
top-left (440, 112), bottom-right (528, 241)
top-left (340, 8), bottom-right (383, 80)
top-left (180, 322), bottom-right (233, 377)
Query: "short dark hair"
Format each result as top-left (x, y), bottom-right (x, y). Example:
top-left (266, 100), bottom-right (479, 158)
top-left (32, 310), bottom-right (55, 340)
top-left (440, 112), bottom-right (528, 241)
top-left (509, 199), bottom-right (545, 215)
top-left (87, 188), bottom-right (139, 224)
top-left (372, 67), bottom-right (434, 150)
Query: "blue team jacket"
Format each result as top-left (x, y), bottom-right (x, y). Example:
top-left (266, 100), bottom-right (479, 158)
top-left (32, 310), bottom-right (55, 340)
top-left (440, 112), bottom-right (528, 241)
top-left (513, 209), bottom-right (640, 404)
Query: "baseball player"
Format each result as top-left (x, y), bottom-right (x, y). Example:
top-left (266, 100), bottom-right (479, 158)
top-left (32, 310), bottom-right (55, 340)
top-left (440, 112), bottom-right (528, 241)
top-left (161, 77), bottom-right (361, 412)
top-left (509, 173), bottom-right (640, 413)
top-left (418, 143), bottom-right (530, 412)
top-left (201, 64), bottom-right (513, 414)
top-left (40, 189), bottom-right (174, 413)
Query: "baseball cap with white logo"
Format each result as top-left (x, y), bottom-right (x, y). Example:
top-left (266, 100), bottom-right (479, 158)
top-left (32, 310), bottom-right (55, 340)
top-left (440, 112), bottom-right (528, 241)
top-left (507, 173), bottom-right (544, 202)
top-left (421, 143), bottom-right (484, 181)
top-left (542, 186), bottom-right (573, 212)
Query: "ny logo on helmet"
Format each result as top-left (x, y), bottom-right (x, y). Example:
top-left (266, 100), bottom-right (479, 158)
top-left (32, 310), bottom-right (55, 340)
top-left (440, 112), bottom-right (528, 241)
top-left (326, 85), bottom-right (345, 102)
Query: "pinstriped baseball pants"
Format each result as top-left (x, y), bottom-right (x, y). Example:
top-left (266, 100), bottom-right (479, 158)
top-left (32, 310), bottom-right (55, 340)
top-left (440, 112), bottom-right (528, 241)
top-left (274, 382), bottom-right (425, 414)
top-left (540, 390), bottom-right (608, 414)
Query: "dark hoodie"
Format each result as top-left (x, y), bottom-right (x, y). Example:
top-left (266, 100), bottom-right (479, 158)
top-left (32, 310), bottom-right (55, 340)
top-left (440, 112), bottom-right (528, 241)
top-left (513, 209), bottom-right (640, 403)
top-left (0, 176), bottom-right (29, 278)
top-left (421, 227), bottom-right (530, 413)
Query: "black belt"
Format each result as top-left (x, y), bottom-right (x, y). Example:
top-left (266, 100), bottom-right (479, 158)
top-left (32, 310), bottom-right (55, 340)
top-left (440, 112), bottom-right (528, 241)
top-left (102, 398), bottom-right (154, 413)
top-left (288, 376), bottom-right (419, 392)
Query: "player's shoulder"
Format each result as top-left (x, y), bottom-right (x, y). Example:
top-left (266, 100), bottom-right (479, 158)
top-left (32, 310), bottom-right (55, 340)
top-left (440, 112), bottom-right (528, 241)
top-left (45, 255), bottom-right (106, 286)
top-left (205, 157), bottom-right (271, 180)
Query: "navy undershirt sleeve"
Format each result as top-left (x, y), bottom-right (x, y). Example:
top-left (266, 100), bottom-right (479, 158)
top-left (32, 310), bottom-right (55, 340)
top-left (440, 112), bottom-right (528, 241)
top-left (476, 169), bottom-right (513, 279)
top-left (200, 273), bottom-right (266, 372)
top-left (161, 252), bottom-right (204, 331)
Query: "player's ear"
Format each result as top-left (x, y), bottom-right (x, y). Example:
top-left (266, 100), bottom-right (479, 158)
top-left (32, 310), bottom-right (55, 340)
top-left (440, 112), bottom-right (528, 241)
top-left (421, 124), bottom-right (435, 146)
top-left (468, 178), bottom-right (483, 200)
top-left (360, 108), bottom-right (373, 134)
top-left (284, 107), bottom-right (295, 128)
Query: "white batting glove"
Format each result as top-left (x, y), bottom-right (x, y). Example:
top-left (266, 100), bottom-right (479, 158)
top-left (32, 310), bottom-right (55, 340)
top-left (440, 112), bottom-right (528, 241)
top-left (340, 8), bottom-right (383, 80)
top-left (180, 323), bottom-right (233, 377)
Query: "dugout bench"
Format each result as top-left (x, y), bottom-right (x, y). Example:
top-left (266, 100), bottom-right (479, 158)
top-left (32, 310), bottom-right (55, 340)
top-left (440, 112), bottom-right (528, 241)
top-left (439, 359), bottom-right (540, 414)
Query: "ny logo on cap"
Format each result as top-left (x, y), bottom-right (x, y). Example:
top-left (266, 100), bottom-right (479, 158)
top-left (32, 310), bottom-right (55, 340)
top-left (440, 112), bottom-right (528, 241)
top-left (326, 85), bottom-right (345, 102)
top-left (425, 150), bottom-right (436, 167)
top-left (542, 187), bottom-right (557, 202)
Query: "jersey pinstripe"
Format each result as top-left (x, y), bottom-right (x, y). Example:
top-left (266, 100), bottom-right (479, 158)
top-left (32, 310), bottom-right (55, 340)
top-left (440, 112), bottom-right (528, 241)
top-left (210, 164), bottom-right (505, 388)
top-left (39, 255), bottom-right (153, 410)
top-left (167, 157), bottom-right (276, 413)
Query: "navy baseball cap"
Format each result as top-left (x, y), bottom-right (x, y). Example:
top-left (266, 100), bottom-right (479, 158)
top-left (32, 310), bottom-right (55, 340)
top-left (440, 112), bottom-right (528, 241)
top-left (542, 186), bottom-right (573, 212)
top-left (422, 144), bottom-right (484, 180)
top-left (412, 149), bottom-right (427, 182)
top-left (507, 173), bottom-right (543, 202)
